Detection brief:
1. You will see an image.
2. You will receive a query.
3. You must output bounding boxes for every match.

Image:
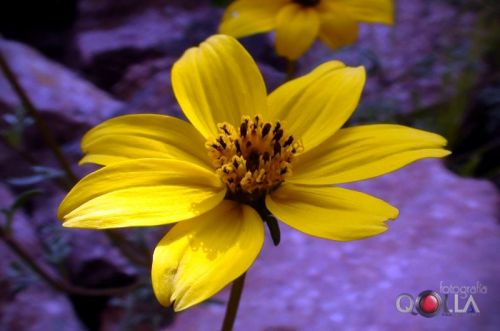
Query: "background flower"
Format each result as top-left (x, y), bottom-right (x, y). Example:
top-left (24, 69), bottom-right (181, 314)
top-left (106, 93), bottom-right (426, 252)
top-left (219, 0), bottom-right (393, 59)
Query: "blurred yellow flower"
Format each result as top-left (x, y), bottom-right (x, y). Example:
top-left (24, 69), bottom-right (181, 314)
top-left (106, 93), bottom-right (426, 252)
top-left (58, 35), bottom-right (448, 311)
top-left (219, 0), bottom-right (393, 60)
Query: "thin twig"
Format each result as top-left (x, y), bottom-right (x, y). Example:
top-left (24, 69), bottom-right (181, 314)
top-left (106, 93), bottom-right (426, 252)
top-left (0, 227), bottom-right (141, 297)
top-left (0, 51), bottom-right (77, 186)
top-left (105, 230), bottom-right (152, 267)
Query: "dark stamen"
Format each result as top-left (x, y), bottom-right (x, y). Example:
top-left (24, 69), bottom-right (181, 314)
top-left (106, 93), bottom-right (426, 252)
top-left (233, 159), bottom-right (239, 168)
top-left (263, 152), bottom-right (270, 162)
top-left (284, 136), bottom-right (294, 147)
top-left (274, 142), bottom-right (281, 155)
top-left (273, 129), bottom-right (284, 142)
top-left (246, 151), bottom-right (260, 172)
top-left (235, 140), bottom-right (241, 154)
top-left (240, 120), bottom-right (248, 137)
top-left (217, 137), bottom-right (227, 149)
top-left (280, 168), bottom-right (287, 175)
top-left (273, 122), bottom-right (281, 135)
top-left (222, 125), bottom-right (230, 135)
top-left (262, 123), bottom-right (272, 138)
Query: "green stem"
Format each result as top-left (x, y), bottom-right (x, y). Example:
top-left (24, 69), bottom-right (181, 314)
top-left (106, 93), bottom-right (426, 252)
top-left (0, 51), bottom-right (77, 186)
top-left (285, 59), bottom-right (297, 82)
top-left (0, 227), bottom-right (140, 296)
top-left (220, 273), bottom-right (247, 331)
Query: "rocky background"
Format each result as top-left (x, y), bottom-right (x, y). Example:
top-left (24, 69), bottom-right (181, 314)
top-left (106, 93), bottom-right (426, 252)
top-left (0, 0), bottom-right (499, 330)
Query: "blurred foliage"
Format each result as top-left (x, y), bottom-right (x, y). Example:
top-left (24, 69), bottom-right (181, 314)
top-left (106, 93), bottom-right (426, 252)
top-left (0, 106), bottom-right (33, 149)
top-left (445, 83), bottom-right (500, 184)
top-left (3, 261), bottom-right (40, 295)
top-left (0, 189), bottom-right (41, 295)
top-left (440, 0), bottom-right (500, 186)
top-left (39, 222), bottom-right (72, 276)
top-left (6, 165), bottom-right (65, 187)
top-left (0, 189), bottom-right (42, 233)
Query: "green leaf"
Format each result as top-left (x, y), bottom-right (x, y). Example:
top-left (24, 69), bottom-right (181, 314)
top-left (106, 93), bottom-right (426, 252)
top-left (10, 189), bottom-right (42, 212)
top-left (7, 166), bottom-right (65, 187)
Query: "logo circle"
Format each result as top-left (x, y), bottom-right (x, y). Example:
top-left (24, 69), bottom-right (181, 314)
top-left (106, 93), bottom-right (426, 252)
top-left (415, 290), bottom-right (442, 317)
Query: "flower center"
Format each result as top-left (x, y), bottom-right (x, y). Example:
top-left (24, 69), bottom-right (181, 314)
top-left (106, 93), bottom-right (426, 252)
top-left (293, 0), bottom-right (320, 7)
top-left (206, 115), bottom-right (303, 201)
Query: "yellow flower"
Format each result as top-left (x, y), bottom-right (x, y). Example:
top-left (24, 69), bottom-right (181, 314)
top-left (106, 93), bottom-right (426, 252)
top-left (58, 35), bottom-right (449, 311)
top-left (219, 0), bottom-right (394, 60)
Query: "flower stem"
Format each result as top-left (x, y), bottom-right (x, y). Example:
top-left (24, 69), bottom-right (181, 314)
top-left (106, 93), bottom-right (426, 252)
top-left (220, 273), bottom-right (247, 331)
top-left (285, 59), bottom-right (297, 82)
top-left (0, 51), bottom-right (77, 187)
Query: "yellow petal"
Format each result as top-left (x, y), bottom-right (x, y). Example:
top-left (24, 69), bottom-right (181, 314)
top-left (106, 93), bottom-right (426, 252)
top-left (275, 3), bottom-right (320, 60)
top-left (152, 200), bottom-right (264, 311)
top-left (266, 183), bottom-right (398, 241)
top-left (291, 124), bottom-right (451, 185)
top-left (172, 35), bottom-right (268, 139)
top-left (58, 159), bottom-right (225, 228)
top-left (79, 114), bottom-right (211, 169)
top-left (219, 0), bottom-right (288, 38)
top-left (318, 14), bottom-right (359, 50)
top-left (268, 61), bottom-right (365, 152)
top-left (321, 0), bottom-right (394, 24)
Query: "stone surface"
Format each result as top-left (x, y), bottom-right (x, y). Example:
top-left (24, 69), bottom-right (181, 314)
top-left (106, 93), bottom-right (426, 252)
top-left (112, 57), bottom-right (181, 117)
top-left (76, 3), bottom-right (221, 89)
top-left (78, 0), bottom-right (211, 20)
top-left (0, 286), bottom-right (87, 331)
top-left (165, 160), bottom-right (500, 331)
top-left (0, 38), bottom-right (124, 126)
top-left (0, 37), bottom-right (124, 180)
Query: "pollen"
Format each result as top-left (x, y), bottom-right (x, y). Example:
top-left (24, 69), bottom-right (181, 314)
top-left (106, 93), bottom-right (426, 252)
top-left (206, 115), bottom-right (303, 200)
